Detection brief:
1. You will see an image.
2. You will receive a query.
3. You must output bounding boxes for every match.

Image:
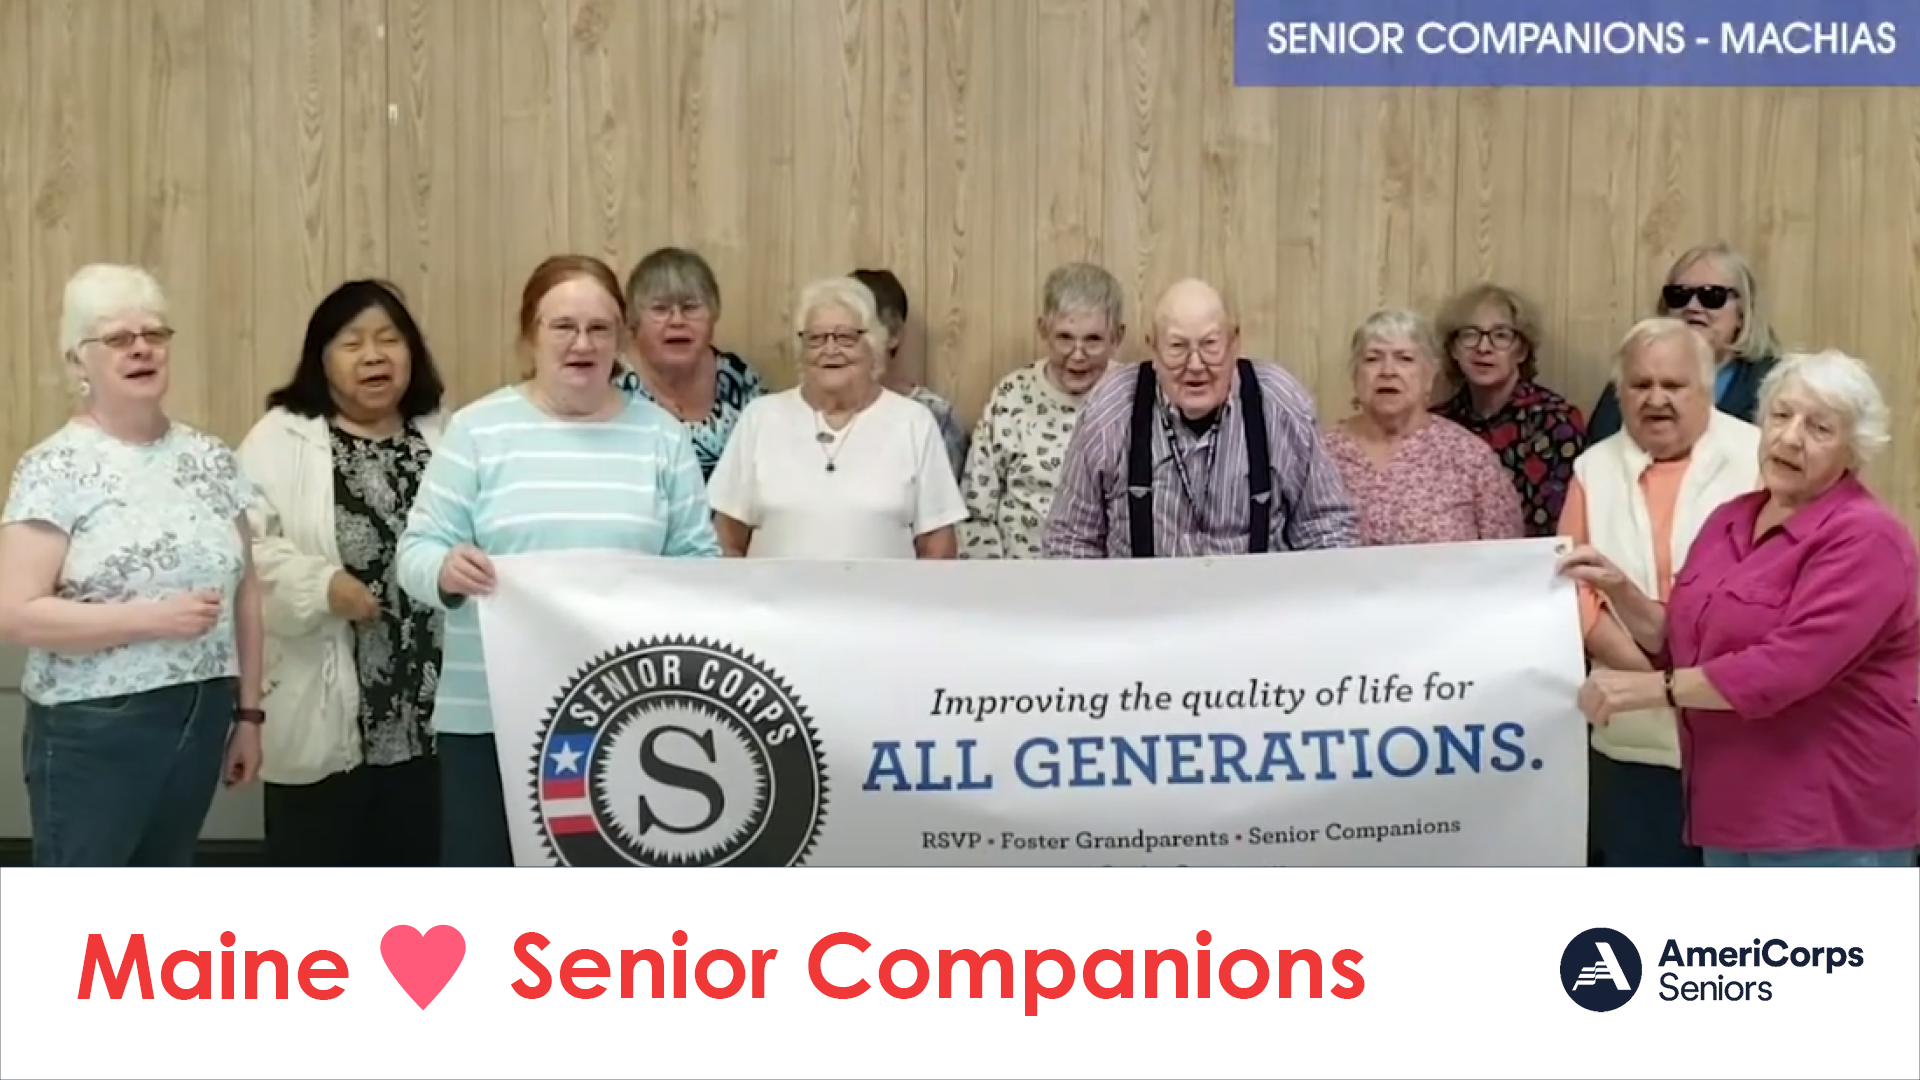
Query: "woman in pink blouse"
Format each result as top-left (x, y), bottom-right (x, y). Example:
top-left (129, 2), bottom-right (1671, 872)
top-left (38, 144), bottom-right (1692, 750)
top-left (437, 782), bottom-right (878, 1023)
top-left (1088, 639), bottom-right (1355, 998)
top-left (1323, 309), bottom-right (1525, 547)
top-left (1563, 350), bottom-right (1920, 867)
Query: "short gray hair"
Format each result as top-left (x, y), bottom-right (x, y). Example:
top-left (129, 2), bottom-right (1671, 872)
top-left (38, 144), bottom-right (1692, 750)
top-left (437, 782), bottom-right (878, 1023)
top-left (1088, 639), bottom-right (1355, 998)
top-left (61, 263), bottom-right (167, 356)
top-left (624, 247), bottom-right (721, 319)
top-left (1759, 349), bottom-right (1891, 465)
top-left (1348, 308), bottom-right (1440, 368)
top-left (794, 276), bottom-right (890, 367)
top-left (1611, 316), bottom-right (1715, 388)
top-left (1042, 262), bottom-right (1125, 329)
top-left (1660, 242), bottom-right (1777, 360)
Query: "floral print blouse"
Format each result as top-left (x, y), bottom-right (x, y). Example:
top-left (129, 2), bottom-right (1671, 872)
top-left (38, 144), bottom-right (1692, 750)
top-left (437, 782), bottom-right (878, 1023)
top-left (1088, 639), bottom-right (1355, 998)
top-left (330, 424), bottom-right (443, 765)
top-left (1321, 416), bottom-right (1526, 547)
top-left (620, 351), bottom-right (765, 481)
top-left (958, 360), bottom-right (1085, 558)
top-left (1433, 380), bottom-right (1587, 537)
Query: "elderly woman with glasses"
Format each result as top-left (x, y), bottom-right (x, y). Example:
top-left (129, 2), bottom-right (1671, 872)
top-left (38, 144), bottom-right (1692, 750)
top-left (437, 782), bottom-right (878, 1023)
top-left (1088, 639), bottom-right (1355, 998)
top-left (707, 276), bottom-right (968, 559)
top-left (1586, 242), bottom-right (1779, 443)
top-left (1431, 283), bottom-right (1587, 536)
top-left (1565, 349), bottom-right (1919, 868)
top-left (0, 264), bottom-right (263, 866)
top-left (616, 247), bottom-right (765, 480)
top-left (397, 254), bottom-right (721, 866)
top-left (960, 262), bottom-right (1128, 559)
top-left (1321, 309), bottom-right (1524, 547)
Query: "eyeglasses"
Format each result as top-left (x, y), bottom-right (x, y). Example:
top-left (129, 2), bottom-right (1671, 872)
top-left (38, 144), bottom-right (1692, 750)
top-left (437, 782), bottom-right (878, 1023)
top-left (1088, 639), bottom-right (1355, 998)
top-left (1158, 337), bottom-right (1233, 368)
top-left (82, 327), bottom-right (175, 351)
top-left (543, 319), bottom-right (618, 344)
top-left (1453, 326), bottom-right (1520, 352)
top-left (640, 299), bottom-right (709, 322)
top-left (1662, 284), bottom-right (1739, 311)
top-left (799, 329), bottom-right (865, 352)
top-left (1050, 330), bottom-right (1113, 356)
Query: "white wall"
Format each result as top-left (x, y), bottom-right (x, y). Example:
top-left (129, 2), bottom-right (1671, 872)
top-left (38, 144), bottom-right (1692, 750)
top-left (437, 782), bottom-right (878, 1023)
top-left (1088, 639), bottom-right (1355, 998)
top-left (0, 646), bottom-right (263, 840)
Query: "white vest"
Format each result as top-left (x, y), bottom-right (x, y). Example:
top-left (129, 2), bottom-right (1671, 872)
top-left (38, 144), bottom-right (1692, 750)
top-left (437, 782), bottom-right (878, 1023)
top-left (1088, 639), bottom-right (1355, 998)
top-left (236, 408), bottom-right (444, 786)
top-left (1575, 410), bottom-right (1760, 769)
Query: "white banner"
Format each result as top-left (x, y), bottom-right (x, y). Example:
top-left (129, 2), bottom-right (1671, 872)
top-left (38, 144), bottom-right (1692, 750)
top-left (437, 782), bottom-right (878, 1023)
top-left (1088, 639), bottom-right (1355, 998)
top-left (476, 539), bottom-right (1588, 867)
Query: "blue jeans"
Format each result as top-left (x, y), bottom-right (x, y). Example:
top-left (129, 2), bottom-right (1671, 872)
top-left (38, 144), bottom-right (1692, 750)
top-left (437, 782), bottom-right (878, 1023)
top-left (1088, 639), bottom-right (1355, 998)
top-left (23, 678), bottom-right (236, 866)
top-left (1704, 847), bottom-right (1919, 868)
top-left (436, 733), bottom-right (514, 867)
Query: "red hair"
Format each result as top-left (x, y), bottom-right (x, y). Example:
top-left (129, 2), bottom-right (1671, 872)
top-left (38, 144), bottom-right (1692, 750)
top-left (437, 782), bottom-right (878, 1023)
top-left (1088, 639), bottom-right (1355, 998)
top-left (516, 255), bottom-right (627, 342)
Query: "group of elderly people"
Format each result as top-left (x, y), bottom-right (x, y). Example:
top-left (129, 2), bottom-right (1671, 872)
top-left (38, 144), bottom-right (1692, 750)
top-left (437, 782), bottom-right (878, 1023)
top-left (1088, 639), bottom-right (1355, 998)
top-left (2, 240), bottom-right (1914, 871)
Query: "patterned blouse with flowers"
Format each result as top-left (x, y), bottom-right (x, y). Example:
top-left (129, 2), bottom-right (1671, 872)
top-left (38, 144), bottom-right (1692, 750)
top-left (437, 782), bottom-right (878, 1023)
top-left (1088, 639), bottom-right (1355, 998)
top-left (330, 424), bottom-right (442, 766)
top-left (1433, 380), bottom-right (1587, 537)
top-left (619, 350), bottom-right (765, 481)
top-left (1322, 416), bottom-right (1526, 547)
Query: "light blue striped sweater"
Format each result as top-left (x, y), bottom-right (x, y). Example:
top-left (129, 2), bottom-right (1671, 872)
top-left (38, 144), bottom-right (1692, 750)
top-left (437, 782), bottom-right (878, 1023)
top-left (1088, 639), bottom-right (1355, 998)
top-left (396, 386), bottom-right (721, 736)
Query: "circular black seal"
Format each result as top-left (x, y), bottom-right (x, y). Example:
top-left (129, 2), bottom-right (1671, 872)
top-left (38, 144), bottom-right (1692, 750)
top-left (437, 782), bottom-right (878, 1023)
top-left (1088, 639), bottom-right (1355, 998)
top-left (528, 637), bottom-right (828, 866)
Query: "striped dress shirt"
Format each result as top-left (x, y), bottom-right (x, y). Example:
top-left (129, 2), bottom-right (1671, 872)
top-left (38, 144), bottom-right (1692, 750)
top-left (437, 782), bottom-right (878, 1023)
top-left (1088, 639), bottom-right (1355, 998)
top-left (396, 386), bottom-right (721, 736)
top-left (1041, 361), bottom-right (1359, 558)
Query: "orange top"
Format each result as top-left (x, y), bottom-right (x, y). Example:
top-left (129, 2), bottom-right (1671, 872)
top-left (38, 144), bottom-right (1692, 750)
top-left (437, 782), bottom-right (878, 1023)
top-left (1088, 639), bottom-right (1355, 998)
top-left (1557, 461), bottom-right (1691, 636)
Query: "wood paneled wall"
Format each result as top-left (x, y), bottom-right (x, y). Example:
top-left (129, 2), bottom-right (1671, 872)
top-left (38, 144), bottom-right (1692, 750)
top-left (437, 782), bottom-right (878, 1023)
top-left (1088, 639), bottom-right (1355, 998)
top-left (4, 0), bottom-right (1918, 525)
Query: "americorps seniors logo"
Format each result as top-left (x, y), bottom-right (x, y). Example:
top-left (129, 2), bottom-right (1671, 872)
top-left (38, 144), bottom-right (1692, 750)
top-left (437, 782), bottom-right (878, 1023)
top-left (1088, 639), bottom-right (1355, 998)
top-left (529, 637), bottom-right (829, 866)
top-left (1559, 927), bottom-right (1643, 1012)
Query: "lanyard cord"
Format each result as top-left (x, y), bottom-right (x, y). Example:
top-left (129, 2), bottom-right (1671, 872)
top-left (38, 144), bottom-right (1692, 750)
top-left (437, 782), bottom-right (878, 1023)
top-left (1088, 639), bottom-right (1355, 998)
top-left (1158, 405), bottom-right (1218, 526)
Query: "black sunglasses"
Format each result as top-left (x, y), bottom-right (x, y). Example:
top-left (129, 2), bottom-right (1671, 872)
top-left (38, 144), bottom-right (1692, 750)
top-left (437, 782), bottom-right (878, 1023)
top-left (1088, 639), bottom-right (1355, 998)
top-left (1662, 284), bottom-right (1739, 311)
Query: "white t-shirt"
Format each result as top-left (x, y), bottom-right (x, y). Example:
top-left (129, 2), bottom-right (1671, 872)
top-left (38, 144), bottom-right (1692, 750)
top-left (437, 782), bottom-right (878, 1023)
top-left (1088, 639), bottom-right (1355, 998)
top-left (708, 388), bottom-right (969, 558)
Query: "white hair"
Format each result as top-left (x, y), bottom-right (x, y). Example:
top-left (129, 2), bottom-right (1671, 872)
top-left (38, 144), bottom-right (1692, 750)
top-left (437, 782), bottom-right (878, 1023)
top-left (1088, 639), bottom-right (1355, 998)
top-left (1349, 308), bottom-right (1441, 368)
top-left (1042, 262), bottom-right (1126, 329)
top-left (793, 276), bottom-right (891, 370)
top-left (61, 263), bottom-right (168, 357)
top-left (1611, 316), bottom-right (1715, 388)
top-left (1759, 350), bottom-right (1891, 466)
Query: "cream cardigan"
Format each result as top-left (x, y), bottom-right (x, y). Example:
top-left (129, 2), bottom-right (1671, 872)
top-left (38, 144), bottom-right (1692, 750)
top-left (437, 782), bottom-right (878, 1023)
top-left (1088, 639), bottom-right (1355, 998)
top-left (1575, 410), bottom-right (1760, 769)
top-left (237, 408), bottom-right (444, 786)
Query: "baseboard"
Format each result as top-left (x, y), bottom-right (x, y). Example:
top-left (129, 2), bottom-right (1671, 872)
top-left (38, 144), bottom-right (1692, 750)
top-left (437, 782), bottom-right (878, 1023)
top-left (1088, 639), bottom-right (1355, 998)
top-left (0, 837), bottom-right (266, 867)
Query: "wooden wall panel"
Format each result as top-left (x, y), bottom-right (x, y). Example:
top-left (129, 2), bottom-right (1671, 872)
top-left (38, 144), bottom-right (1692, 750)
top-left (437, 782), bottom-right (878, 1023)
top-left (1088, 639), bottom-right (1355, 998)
top-left (204, 0), bottom-right (258, 443)
top-left (1, 0), bottom-right (32, 449)
top-left (129, 0), bottom-right (209, 437)
top-left (5, 0), bottom-right (1919, 532)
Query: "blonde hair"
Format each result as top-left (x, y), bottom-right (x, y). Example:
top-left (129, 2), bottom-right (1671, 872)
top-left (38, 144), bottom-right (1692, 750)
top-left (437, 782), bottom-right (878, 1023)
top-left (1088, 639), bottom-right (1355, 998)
top-left (61, 264), bottom-right (167, 357)
top-left (1435, 283), bottom-right (1542, 386)
top-left (793, 276), bottom-right (890, 371)
top-left (1349, 308), bottom-right (1441, 369)
top-left (1759, 350), bottom-right (1891, 466)
top-left (1660, 242), bottom-right (1777, 360)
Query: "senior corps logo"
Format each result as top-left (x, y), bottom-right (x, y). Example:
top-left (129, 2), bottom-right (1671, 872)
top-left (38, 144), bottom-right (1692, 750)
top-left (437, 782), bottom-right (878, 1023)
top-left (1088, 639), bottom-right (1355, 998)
top-left (529, 638), bottom-right (828, 866)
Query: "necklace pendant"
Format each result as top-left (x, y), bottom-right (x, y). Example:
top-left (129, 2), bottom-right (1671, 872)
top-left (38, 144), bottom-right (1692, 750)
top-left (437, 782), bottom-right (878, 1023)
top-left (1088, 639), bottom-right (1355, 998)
top-left (815, 431), bottom-right (835, 444)
top-left (825, 462), bottom-right (836, 473)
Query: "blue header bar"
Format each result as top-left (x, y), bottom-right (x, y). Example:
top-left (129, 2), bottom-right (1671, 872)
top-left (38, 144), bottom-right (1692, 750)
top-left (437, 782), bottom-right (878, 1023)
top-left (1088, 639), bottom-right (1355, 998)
top-left (1234, 0), bottom-right (1916, 87)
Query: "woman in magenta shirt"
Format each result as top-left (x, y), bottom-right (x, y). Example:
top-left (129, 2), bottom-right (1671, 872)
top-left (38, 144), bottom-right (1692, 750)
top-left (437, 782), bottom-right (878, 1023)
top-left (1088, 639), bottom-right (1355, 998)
top-left (1561, 349), bottom-right (1920, 867)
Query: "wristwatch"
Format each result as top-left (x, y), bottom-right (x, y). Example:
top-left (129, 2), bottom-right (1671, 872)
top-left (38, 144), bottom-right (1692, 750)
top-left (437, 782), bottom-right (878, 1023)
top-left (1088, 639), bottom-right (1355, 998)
top-left (234, 708), bottom-right (266, 725)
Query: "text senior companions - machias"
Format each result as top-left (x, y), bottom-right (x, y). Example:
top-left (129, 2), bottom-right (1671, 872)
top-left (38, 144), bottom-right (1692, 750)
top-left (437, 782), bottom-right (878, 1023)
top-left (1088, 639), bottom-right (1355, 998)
top-left (1265, 21), bottom-right (1898, 57)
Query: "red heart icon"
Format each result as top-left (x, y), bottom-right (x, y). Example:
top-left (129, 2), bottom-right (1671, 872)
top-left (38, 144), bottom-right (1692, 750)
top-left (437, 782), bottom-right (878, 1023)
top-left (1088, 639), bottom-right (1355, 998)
top-left (380, 924), bottom-right (466, 1009)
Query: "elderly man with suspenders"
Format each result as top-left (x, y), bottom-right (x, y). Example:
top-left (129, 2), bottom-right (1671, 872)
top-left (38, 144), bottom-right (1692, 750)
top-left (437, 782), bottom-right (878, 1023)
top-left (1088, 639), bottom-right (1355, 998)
top-left (1041, 279), bottom-right (1358, 558)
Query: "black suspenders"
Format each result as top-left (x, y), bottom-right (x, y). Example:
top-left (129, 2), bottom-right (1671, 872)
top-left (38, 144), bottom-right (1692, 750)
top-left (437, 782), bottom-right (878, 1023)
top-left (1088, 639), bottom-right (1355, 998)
top-left (1126, 358), bottom-right (1273, 558)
